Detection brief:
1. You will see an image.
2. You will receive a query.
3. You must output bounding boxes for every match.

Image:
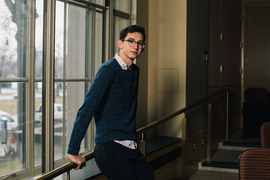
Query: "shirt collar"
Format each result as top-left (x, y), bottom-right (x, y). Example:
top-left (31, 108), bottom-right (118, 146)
top-left (114, 53), bottom-right (132, 70)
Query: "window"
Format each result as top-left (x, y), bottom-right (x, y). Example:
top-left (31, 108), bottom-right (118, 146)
top-left (0, 0), bottom-right (27, 176)
top-left (0, 0), bottom-right (133, 179)
top-left (113, 0), bottom-right (131, 55)
top-left (114, 0), bottom-right (130, 13)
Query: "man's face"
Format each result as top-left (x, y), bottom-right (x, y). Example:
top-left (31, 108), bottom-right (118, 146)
top-left (118, 32), bottom-right (145, 61)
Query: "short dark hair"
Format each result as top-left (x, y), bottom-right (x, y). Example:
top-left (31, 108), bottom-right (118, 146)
top-left (120, 25), bottom-right (146, 42)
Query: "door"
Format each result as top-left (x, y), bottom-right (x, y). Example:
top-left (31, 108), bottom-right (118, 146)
top-left (244, 7), bottom-right (270, 90)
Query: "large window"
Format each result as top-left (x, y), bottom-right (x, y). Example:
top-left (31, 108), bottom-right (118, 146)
top-left (0, 0), bottom-right (27, 177)
top-left (0, 0), bottom-right (132, 179)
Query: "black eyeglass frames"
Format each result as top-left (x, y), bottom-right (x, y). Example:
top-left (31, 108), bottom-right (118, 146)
top-left (121, 39), bottom-right (146, 49)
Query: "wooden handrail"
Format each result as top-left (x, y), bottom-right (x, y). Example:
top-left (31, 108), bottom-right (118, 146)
top-left (37, 89), bottom-right (229, 180)
top-left (36, 152), bottom-right (94, 180)
top-left (137, 89), bottom-right (229, 134)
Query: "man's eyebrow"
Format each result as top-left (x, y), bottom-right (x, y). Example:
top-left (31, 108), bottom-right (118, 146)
top-left (127, 38), bottom-right (144, 42)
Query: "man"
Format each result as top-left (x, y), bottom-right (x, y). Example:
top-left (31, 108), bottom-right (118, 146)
top-left (68, 25), bottom-right (155, 180)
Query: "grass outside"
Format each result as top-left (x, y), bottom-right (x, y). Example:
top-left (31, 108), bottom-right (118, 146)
top-left (0, 158), bottom-right (20, 177)
top-left (0, 97), bottom-right (63, 115)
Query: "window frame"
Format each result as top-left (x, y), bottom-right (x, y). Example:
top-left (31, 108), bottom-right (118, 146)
top-left (0, 0), bottom-right (134, 179)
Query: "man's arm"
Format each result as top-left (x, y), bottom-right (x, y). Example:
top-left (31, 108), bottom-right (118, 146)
top-left (67, 64), bottom-right (115, 168)
top-left (68, 65), bottom-right (115, 155)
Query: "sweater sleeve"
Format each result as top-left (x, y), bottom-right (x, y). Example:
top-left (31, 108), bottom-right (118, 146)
top-left (67, 65), bottom-right (115, 155)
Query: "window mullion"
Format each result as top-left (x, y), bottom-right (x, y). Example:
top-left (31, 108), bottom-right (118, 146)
top-left (42, 0), bottom-right (56, 173)
top-left (105, 0), bottom-right (114, 60)
top-left (61, 0), bottom-right (67, 160)
top-left (87, 7), bottom-right (96, 152)
top-left (25, 0), bottom-right (37, 174)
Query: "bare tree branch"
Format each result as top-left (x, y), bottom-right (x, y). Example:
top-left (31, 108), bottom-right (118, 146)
top-left (4, 0), bottom-right (16, 23)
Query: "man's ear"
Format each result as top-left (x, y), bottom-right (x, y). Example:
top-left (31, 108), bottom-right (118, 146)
top-left (117, 40), bottom-right (123, 49)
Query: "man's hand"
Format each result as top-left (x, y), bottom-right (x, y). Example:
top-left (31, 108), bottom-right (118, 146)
top-left (68, 154), bottom-right (86, 170)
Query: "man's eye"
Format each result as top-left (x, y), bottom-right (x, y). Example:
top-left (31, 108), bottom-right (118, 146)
top-left (138, 42), bottom-right (144, 46)
top-left (128, 39), bottom-right (135, 43)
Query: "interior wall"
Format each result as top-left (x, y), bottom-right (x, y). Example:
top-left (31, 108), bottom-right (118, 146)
top-left (186, 0), bottom-right (208, 137)
top-left (136, 0), bottom-right (149, 130)
top-left (147, 0), bottom-right (187, 138)
top-left (208, 0), bottom-right (242, 141)
top-left (136, 0), bottom-right (242, 141)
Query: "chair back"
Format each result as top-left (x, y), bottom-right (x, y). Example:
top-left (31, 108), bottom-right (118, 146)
top-left (239, 149), bottom-right (270, 179)
top-left (260, 122), bottom-right (270, 148)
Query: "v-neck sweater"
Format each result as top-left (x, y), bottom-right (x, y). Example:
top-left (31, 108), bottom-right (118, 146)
top-left (68, 58), bottom-right (140, 155)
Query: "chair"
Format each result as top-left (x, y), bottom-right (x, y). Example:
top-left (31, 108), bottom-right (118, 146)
top-left (260, 121), bottom-right (270, 149)
top-left (244, 87), bottom-right (270, 105)
top-left (239, 149), bottom-right (270, 179)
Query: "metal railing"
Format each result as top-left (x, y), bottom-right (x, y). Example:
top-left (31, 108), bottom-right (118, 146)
top-left (36, 89), bottom-right (229, 180)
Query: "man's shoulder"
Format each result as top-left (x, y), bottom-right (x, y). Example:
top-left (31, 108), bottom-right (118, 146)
top-left (102, 58), bottom-right (118, 68)
top-left (96, 58), bottom-right (118, 76)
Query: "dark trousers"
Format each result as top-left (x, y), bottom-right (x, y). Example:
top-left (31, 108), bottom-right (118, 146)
top-left (94, 141), bottom-right (155, 180)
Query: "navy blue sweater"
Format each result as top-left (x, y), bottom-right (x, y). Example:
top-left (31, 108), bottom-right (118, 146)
top-left (68, 58), bottom-right (140, 155)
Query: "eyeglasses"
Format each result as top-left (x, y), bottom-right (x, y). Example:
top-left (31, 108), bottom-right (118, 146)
top-left (121, 39), bottom-right (146, 49)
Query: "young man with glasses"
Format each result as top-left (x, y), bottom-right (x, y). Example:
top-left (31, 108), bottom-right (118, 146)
top-left (67, 25), bottom-right (155, 180)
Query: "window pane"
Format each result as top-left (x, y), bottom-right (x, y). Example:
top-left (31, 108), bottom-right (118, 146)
top-left (114, 0), bottom-right (130, 13)
top-left (34, 82), bottom-right (42, 166)
top-left (66, 82), bottom-right (89, 154)
top-left (113, 16), bottom-right (129, 55)
top-left (55, 1), bottom-right (64, 79)
top-left (0, 82), bottom-right (25, 176)
top-left (95, 12), bottom-right (103, 71)
top-left (66, 5), bottom-right (87, 78)
top-left (34, 0), bottom-right (44, 166)
top-left (54, 83), bottom-right (91, 160)
top-left (0, 2), bottom-right (18, 79)
top-left (54, 4), bottom-right (103, 162)
top-left (35, 0), bottom-right (44, 79)
top-left (54, 82), bottom-right (64, 160)
top-left (75, 0), bottom-right (104, 6)
top-left (0, 0), bottom-right (27, 177)
top-left (93, 0), bottom-right (104, 6)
